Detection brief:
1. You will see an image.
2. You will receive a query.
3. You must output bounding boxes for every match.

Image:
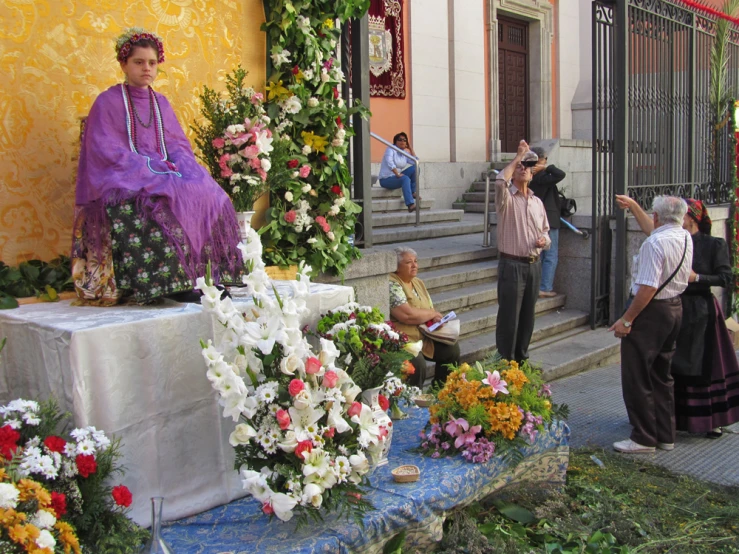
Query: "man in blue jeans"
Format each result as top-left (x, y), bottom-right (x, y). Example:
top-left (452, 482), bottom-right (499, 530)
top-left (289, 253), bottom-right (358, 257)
top-left (378, 132), bottom-right (417, 212)
top-left (529, 146), bottom-right (566, 298)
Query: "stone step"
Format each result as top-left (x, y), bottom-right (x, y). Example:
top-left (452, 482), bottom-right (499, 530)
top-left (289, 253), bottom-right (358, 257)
top-left (371, 197), bottom-right (434, 212)
top-left (371, 218), bottom-right (485, 245)
top-left (454, 202), bottom-right (496, 214)
top-left (373, 209), bottom-right (464, 228)
top-left (454, 294), bottom-right (567, 337)
top-left (419, 259), bottom-right (498, 293)
top-left (463, 191), bottom-right (496, 203)
top-left (457, 308), bottom-right (588, 359)
top-left (531, 327), bottom-right (621, 381)
top-left (469, 181), bottom-right (499, 192)
top-left (371, 185), bottom-right (433, 200)
top-left (373, 233), bottom-right (496, 270)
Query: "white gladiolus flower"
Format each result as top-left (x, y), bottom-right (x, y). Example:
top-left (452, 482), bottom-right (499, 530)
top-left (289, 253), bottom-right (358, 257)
top-left (270, 49), bottom-right (291, 66)
top-left (282, 95), bottom-right (302, 114)
top-left (351, 404), bottom-right (380, 448)
top-left (405, 340), bottom-right (423, 357)
top-left (297, 15), bottom-right (311, 33)
top-left (255, 130), bottom-right (274, 155)
top-left (326, 402), bottom-right (351, 434)
top-left (270, 492), bottom-right (298, 521)
top-left (0, 483), bottom-right (19, 509)
top-left (301, 483), bottom-right (323, 508)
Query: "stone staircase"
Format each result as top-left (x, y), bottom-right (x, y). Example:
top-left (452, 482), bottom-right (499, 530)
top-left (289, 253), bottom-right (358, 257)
top-left (370, 178), bottom-right (620, 383)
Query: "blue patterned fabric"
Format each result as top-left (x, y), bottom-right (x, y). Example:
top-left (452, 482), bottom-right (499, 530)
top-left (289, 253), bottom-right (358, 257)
top-left (161, 406), bottom-right (570, 553)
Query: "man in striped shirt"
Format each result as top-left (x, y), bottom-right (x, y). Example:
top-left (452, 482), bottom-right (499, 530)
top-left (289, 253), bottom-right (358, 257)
top-left (610, 195), bottom-right (693, 454)
top-left (494, 139), bottom-right (551, 362)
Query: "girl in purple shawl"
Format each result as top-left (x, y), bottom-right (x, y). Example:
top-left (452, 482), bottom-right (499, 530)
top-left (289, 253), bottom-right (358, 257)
top-left (72, 28), bottom-right (242, 305)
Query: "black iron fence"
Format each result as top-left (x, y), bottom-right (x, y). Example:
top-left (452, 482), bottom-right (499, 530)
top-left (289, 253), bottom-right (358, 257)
top-left (591, 0), bottom-right (739, 326)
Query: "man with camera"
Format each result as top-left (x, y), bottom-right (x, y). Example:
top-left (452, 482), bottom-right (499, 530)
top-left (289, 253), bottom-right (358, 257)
top-left (494, 139), bottom-right (551, 363)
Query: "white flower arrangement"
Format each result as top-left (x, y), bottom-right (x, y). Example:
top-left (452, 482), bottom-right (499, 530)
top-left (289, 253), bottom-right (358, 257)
top-left (196, 228), bottom-right (388, 523)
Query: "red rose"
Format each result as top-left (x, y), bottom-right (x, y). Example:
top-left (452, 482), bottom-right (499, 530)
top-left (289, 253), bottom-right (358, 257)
top-left (347, 402), bottom-right (362, 418)
top-left (284, 210), bottom-right (297, 224)
top-left (333, 87), bottom-right (339, 99)
top-left (287, 159), bottom-right (300, 169)
top-left (288, 379), bottom-right (305, 397)
top-left (320, 155), bottom-right (329, 162)
top-left (0, 425), bottom-right (20, 460)
top-left (292, 65), bottom-right (300, 75)
top-left (275, 409), bottom-right (291, 430)
top-left (112, 485), bottom-right (133, 508)
top-left (378, 394), bottom-right (390, 411)
top-left (262, 502), bottom-right (274, 515)
top-left (50, 492), bottom-right (67, 517)
top-left (336, 116), bottom-right (342, 127)
top-left (75, 454), bottom-right (97, 478)
top-left (305, 356), bottom-right (322, 375)
top-left (295, 440), bottom-right (313, 460)
top-left (331, 185), bottom-right (342, 196)
top-left (43, 436), bottom-right (66, 454)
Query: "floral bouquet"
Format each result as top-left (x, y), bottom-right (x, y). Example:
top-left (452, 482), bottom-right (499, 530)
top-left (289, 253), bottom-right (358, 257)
top-left (418, 356), bottom-right (563, 464)
top-left (0, 398), bottom-right (147, 553)
top-left (259, 2), bottom-right (371, 276)
top-left (314, 304), bottom-right (419, 391)
top-left (193, 66), bottom-right (271, 212)
top-left (196, 228), bottom-right (390, 524)
top-left (380, 372), bottom-right (422, 420)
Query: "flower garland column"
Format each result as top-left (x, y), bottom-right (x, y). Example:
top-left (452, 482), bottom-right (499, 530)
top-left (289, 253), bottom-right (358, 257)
top-left (260, 0), bottom-right (371, 276)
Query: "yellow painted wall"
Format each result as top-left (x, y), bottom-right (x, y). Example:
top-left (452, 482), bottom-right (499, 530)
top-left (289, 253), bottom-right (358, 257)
top-left (0, 0), bottom-right (266, 264)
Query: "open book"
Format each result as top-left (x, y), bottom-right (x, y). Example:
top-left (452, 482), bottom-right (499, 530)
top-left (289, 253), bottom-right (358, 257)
top-left (419, 311), bottom-right (459, 345)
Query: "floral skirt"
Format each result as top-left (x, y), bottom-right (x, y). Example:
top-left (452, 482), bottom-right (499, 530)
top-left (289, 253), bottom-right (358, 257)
top-left (72, 202), bottom-right (193, 305)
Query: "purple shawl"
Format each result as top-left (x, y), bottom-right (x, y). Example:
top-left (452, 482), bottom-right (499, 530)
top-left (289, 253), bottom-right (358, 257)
top-left (75, 84), bottom-right (241, 280)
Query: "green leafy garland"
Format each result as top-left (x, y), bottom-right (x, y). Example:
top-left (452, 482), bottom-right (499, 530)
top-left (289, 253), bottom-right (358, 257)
top-left (260, 0), bottom-right (371, 276)
top-left (0, 256), bottom-right (74, 309)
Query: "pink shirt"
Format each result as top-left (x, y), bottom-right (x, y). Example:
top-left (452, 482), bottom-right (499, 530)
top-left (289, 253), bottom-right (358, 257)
top-left (495, 178), bottom-right (551, 257)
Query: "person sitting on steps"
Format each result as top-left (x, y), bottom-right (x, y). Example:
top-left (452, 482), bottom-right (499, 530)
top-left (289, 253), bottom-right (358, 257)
top-left (378, 132), bottom-right (418, 213)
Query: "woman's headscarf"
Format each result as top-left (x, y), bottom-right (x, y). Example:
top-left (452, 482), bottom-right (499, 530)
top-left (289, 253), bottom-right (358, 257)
top-left (685, 198), bottom-right (712, 234)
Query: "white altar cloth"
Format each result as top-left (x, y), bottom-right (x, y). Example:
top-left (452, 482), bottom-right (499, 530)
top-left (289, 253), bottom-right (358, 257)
top-left (0, 283), bottom-right (353, 525)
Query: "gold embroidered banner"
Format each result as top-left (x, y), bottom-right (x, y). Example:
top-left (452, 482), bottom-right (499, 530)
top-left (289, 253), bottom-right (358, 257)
top-left (369, 0), bottom-right (406, 98)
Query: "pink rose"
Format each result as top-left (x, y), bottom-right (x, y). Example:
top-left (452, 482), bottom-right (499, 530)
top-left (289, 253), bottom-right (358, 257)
top-left (220, 167), bottom-right (234, 178)
top-left (299, 165), bottom-right (311, 178)
top-left (249, 157), bottom-right (262, 171)
top-left (305, 356), bottom-right (322, 375)
top-left (295, 440), bottom-right (313, 460)
top-left (275, 409), bottom-right (291, 430)
top-left (219, 153), bottom-right (230, 164)
top-left (212, 137), bottom-right (226, 149)
top-left (284, 210), bottom-right (297, 224)
top-left (347, 402), bottom-right (362, 418)
top-left (322, 370), bottom-right (338, 388)
top-left (288, 379), bottom-right (305, 396)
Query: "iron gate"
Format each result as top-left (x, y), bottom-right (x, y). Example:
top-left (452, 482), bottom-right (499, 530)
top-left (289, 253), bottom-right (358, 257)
top-left (591, 0), bottom-right (739, 327)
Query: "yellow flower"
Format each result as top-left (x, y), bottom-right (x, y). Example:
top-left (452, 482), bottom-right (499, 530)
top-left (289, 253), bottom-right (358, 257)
top-left (323, 18), bottom-right (334, 29)
top-left (55, 521), bottom-right (82, 554)
top-left (0, 507), bottom-right (25, 526)
top-left (486, 401), bottom-right (524, 440)
top-left (301, 131), bottom-right (329, 153)
top-left (265, 80), bottom-right (290, 101)
top-left (501, 368), bottom-right (528, 392)
top-left (294, 69), bottom-right (305, 83)
top-left (544, 400), bottom-right (552, 410)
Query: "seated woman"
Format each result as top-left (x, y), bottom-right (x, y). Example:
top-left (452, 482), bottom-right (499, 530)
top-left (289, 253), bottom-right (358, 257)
top-left (72, 28), bottom-right (241, 305)
top-left (378, 132), bottom-right (417, 212)
top-left (389, 247), bottom-right (460, 389)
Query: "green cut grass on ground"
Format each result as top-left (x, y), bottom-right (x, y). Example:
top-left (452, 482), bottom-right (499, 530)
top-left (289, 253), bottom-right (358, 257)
top-left (421, 446), bottom-right (739, 554)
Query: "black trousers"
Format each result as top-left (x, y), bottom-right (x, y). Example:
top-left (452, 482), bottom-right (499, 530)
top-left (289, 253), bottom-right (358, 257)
top-left (409, 341), bottom-right (461, 389)
top-left (495, 257), bottom-right (541, 362)
top-left (621, 297), bottom-right (682, 446)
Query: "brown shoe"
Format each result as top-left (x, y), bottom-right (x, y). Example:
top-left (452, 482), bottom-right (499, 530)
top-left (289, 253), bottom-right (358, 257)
top-left (539, 291), bottom-right (557, 298)
top-left (407, 203), bottom-right (416, 212)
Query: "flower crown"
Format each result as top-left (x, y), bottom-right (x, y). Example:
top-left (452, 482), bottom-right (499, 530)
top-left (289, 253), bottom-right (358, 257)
top-left (115, 27), bottom-right (165, 64)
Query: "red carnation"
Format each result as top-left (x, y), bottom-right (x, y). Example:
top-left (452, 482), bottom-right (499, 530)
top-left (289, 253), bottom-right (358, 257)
top-left (295, 440), bottom-right (313, 460)
top-left (320, 154), bottom-right (329, 162)
top-left (287, 159), bottom-right (300, 169)
top-left (112, 485), bottom-right (133, 508)
top-left (0, 425), bottom-right (20, 460)
top-left (43, 436), bottom-right (66, 454)
top-left (75, 454), bottom-right (97, 478)
top-left (331, 185), bottom-right (342, 196)
top-left (336, 116), bottom-right (343, 127)
top-left (284, 210), bottom-right (297, 224)
top-left (378, 394), bottom-right (390, 411)
top-left (333, 87), bottom-right (339, 99)
top-left (292, 65), bottom-right (300, 75)
top-left (50, 492), bottom-right (67, 517)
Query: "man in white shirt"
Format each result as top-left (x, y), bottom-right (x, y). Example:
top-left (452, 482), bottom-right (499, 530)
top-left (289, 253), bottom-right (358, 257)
top-left (610, 195), bottom-right (693, 453)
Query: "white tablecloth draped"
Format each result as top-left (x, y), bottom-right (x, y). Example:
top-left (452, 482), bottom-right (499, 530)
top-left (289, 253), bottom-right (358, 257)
top-left (0, 283), bottom-right (353, 525)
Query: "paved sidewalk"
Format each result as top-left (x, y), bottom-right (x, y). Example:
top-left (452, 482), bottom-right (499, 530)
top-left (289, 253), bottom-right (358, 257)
top-left (549, 363), bottom-right (739, 487)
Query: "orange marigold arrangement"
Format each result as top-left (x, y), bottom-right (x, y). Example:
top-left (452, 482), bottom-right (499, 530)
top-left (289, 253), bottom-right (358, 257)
top-left (419, 356), bottom-right (560, 463)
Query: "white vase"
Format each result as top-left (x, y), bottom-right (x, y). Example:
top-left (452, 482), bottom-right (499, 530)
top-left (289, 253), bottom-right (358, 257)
top-left (361, 386), bottom-right (393, 468)
top-left (235, 210), bottom-right (256, 241)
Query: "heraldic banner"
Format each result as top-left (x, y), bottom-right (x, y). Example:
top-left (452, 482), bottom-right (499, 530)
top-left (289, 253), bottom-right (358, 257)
top-left (369, 0), bottom-right (406, 98)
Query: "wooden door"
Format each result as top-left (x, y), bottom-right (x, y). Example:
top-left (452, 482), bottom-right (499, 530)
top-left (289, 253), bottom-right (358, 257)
top-left (498, 16), bottom-right (529, 153)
